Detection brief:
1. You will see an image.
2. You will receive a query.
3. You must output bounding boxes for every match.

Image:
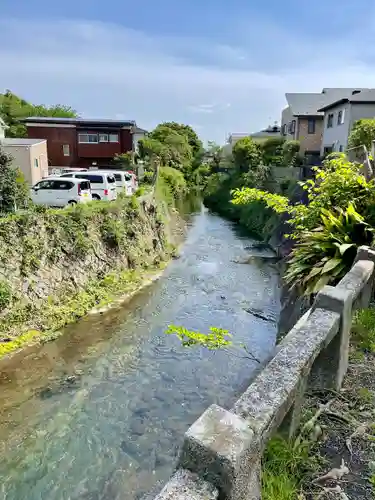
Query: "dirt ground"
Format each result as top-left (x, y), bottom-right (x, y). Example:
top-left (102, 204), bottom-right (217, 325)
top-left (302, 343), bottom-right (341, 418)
top-left (301, 350), bottom-right (375, 499)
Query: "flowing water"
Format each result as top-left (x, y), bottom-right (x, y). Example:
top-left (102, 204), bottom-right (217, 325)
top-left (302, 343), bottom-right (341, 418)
top-left (0, 205), bottom-right (280, 500)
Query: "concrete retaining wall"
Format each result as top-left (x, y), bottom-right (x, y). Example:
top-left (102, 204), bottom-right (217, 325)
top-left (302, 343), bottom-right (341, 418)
top-left (151, 246), bottom-right (375, 499)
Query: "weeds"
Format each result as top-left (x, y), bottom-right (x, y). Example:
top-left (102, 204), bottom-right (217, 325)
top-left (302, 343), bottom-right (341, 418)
top-left (262, 435), bottom-right (318, 499)
top-left (352, 306), bottom-right (375, 353)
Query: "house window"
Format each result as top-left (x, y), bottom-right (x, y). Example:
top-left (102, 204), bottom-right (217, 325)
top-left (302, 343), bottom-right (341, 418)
top-left (327, 113), bottom-right (334, 128)
top-left (99, 134), bottom-right (109, 142)
top-left (78, 133), bottom-right (98, 143)
top-left (337, 110), bottom-right (345, 125)
top-left (282, 124), bottom-right (287, 136)
top-left (339, 145), bottom-right (344, 152)
top-left (288, 120), bottom-right (296, 135)
top-left (324, 146), bottom-right (333, 155)
top-left (109, 133), bottom-right (119, 143)
top-left (307, 118), bottom-right (316, 134)
top-left (63, 144), bottom-right (70, 156)
top-left (34, 158), bottom-right (39, 168)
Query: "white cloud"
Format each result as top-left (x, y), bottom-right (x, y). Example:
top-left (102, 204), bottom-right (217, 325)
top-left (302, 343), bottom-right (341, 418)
top-left (0, 16), bottom-right (374, 143)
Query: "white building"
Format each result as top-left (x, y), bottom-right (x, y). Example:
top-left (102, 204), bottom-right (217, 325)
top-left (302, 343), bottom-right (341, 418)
top-left (318, 89), bottom-right (375, 155)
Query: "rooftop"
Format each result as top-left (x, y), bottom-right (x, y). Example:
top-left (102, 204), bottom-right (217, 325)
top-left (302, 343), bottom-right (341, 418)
top-left (286, 88), bottom-right (371, 116)
top-left (22, 116), bottom-right (137, 127)
top-left (1, 138), bottom-right (46, 146)
top-left (317, 88), bottom-right (375, 112)
top-left (228, 125), bottom-right (280, 142)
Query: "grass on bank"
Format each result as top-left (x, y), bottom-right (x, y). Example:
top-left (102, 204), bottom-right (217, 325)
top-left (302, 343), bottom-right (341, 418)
top-left (262, 436), bottom-right (319, 500)
top-left (0, 266), bottom-right (166, 358)
top-left (262, 305), bottom-right (375, 499)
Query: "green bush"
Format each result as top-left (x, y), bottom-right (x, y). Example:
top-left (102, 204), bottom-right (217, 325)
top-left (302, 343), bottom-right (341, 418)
top-left (158, 166), bottom-right (187, 203)
top-left (0, 280), bottom-right (11, 311)
top-left (285, 203), bottom-right (374, 294)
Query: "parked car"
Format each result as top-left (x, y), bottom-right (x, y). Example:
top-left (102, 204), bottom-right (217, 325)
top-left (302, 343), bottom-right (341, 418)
top-left (47, 167), bottom-right (88, 178)
top-left (31, 177), bottom-right (92, 207)
top-left (60, 172), bottom-right (117, 201)
top-left (100, 170), bottom-right (134, 195)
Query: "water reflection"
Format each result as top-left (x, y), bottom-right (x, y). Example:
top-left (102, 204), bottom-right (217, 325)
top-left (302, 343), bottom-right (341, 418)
top-left (0, 207), bottom-right (280, 500)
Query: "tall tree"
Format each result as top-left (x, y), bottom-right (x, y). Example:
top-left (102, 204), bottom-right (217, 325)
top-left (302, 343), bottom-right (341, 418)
top-left (157, 122), bottom-right (203, 157)
top-left (0, 90), bottom-right (77, 138)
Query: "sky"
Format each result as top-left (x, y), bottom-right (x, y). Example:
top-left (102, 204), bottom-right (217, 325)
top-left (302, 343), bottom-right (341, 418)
top-left (1, 0), bottom-right (375, 143)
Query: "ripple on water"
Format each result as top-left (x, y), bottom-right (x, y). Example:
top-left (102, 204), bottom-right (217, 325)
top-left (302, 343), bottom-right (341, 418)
top-left (0, 210), bottom-right (280, 500)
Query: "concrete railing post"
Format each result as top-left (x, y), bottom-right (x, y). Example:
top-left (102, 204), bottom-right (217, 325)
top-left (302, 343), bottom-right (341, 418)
top-left (178, 404), bottom-right (260, 500)
top-left (354, 247), bottom-right (375, 308)
top-left (309, 286), bottom-right (352, 391)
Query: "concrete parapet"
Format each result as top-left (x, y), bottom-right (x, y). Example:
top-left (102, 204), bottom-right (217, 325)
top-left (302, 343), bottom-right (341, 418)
top-left (150, 246), bottom-right (375, 499)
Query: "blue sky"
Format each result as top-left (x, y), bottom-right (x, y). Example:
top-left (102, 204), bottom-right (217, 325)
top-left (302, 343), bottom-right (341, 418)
top-left (1, 0), bottom-right (375, 142)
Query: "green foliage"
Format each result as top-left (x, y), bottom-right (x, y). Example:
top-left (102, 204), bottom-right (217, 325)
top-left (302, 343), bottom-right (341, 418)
top-left (232, 187), bottom-right (291, 214)
top-left (113, 152), bottom-right (133, 168)
top-left (0, 146), bottom-right (30, 212)
top-left (0, 269), bottom-right (158, 358)
top-left (165, 323), bottom-right (260, 362)
top-left (0, 179), bottom-right (185, 349)
top-left (282, 140), bottom-right (301, 166)
top-left (231, 152), bottom-right (375, 237)
top-left (166, 325), bottom-right (232, 349)
top-left (100, 217), bottom-right (125, 248)
top-left (0, 90), bottom-right (77, 137)
top-left (158, 166), bottom-right (187, 203)
top-left (262, 435), bottom-right (317, 500)
top-left (285, 204), bottom-right (374, 295)
top-left (348, 118), bottom-right (375, 150)
top-left (0, 280), bottom-right (12, 311)
top-left (142, 170), bottom-right (155, 184)
top-left (137, 122), bottom-right (203, 185)
top-left (205, 141), bottom-right (226, 172)
top-left (352, 306), bottom-right (375, 353)
top-left (154, 122), bottom-right (203, 158)
top-left (261, 137), bottom-right (285, 166)
top-left (232, 137), bottom-right (263, 172)
top-left (291, 154), bottom-right (375, 235)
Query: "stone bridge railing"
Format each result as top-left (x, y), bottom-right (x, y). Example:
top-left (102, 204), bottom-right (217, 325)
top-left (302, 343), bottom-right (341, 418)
top-left (150, 246), bottom-right (375, 500)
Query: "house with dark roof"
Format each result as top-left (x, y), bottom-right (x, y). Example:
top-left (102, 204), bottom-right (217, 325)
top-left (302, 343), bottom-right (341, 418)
top-left (317, 89), bottom-right (375, 155)
top-left (281, 88), bottom-right (370, 157)
top-left (22, 117), bottom-right (146, 168)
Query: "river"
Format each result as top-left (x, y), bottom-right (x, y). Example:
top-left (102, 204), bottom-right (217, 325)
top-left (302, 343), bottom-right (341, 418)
top-left (0, 205), bottom-right (280, 500)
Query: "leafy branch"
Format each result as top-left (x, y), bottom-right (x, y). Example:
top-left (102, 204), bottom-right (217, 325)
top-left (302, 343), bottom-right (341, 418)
top-left (165, 325), bottom-right (260, 363)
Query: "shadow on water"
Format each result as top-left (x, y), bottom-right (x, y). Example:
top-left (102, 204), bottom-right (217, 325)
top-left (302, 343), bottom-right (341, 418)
top-left (0, 203), bottom-right (280, 500)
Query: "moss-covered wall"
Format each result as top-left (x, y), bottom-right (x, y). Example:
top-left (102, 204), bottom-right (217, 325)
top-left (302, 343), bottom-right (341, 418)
top-left (0, 188), bottom-right (185, 349)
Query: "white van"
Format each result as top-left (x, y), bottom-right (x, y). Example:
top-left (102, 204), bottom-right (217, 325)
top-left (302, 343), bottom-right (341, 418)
top-left (60, 172), bottom-right (117, 201)
top-left (101, 170), bottom-right (134, 195)
top-left (47, 167), bottom-right (88, 178)
top-left (31, 177), bottom-right (92, 207)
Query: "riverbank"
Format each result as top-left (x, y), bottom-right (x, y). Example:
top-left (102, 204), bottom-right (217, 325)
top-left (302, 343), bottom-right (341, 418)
top-left (0, 209), bottom-right (281, 500)
top-left (0, 169), bottom-right (187, 360)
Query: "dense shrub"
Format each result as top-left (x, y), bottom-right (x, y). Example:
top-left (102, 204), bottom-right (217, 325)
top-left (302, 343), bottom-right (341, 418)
top-left (231, 153), bottom-right (375, 294)
top-left (158, 166), bottom-right (187, 203)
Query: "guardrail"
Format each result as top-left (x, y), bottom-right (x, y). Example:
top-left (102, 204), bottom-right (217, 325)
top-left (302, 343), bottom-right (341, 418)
top-left (151, 246), bottom-right (375, 499)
